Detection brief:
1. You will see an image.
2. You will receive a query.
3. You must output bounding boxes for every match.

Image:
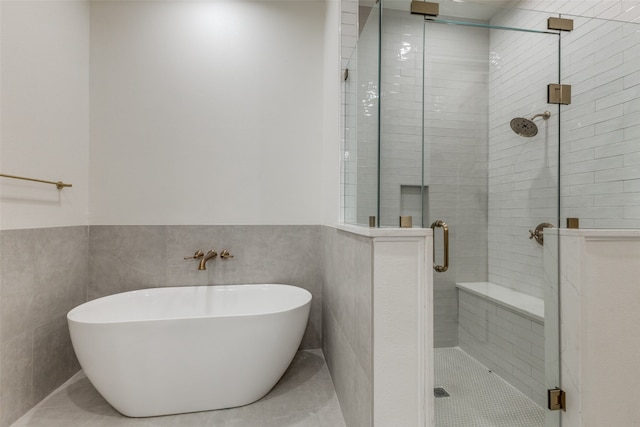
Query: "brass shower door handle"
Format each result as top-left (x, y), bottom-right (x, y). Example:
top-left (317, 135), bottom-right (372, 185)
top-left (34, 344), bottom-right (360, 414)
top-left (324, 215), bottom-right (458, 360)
top-left (431, 220), bottom-right (449, 273)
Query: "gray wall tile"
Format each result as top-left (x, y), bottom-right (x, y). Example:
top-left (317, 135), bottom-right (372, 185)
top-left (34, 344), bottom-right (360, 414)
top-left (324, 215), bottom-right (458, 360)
top-left (322, 226), bottom-right (373, 427)
top-left (33, 227), bottom-right (88, 329)
top-left (1, 229), bottom-right (37, 342)
top-left (89, 225), bottom-right (167, 299)
top-left (0, 227), bottom-right (89, 427)
top-left (323, 304), bottom-right (372, 427)
top-left (32, 316), bottom-right (80, 403)
top-left (0, 331), bottom-right (34, 427)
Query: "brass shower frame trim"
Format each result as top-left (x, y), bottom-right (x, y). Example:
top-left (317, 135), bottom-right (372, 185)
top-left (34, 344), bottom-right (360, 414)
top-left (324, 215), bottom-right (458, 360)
top-left (0, 173), bottom-right (72, 189)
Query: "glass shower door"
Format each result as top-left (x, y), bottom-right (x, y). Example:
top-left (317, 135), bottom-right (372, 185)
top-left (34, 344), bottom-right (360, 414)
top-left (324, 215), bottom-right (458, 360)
top-left (421, 16), bottom-right (560, 427)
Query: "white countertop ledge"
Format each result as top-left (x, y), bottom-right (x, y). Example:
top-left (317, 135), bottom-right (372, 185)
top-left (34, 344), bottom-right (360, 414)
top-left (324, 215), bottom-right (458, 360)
top-left (456, 282), bottom-right (544, 323)
top-left (335, 223), bottom-right (432, 238)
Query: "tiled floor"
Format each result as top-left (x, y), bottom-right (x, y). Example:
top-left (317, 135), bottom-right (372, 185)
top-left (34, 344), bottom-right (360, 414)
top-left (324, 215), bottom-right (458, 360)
top-left (11, 350), bottom-right (346, 427)
top-left (434, 347), bottom-right (544, 427)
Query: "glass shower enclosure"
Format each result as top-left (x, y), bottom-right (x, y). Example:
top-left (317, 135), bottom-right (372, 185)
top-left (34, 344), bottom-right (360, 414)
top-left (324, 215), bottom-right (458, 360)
top-left (344, 0), bottom-right (640, 425)
top-left (343, 1), bottom-right (563, 426)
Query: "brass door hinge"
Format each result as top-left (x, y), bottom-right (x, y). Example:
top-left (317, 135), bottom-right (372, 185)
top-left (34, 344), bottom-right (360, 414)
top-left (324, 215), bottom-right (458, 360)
top-left (410, 1), bottom-right (439, 17)
top-left (548, 84), bottom-right (572, 105)
top-left (548, 388), bottom-right (566, 411)
top-left (548, 17), bottom-right (574, 31)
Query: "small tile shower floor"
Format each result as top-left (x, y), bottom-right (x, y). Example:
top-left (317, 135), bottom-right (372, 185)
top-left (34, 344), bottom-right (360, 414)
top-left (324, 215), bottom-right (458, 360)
top-left (11, 349), bottom-right (345, 427)
top-left (435, 347), bottom-right (544, 427)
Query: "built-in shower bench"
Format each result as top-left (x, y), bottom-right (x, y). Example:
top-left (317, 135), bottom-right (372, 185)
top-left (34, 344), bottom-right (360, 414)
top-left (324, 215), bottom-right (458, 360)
top-left (455, 282), bottom-right (546, 408)
top-left (455, 282), bottom-right (544, 323)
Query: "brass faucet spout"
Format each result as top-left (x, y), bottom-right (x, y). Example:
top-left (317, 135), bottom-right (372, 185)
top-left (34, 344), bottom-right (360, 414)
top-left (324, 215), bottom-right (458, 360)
top-left (198, 250), bottom-right (218, 270)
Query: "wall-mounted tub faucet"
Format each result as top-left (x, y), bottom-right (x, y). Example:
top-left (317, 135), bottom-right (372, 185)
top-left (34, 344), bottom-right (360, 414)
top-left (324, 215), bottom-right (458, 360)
top-left (198, 250), bottom-right (218, 270)
top-left (183, 249), bottom-right (218, 270)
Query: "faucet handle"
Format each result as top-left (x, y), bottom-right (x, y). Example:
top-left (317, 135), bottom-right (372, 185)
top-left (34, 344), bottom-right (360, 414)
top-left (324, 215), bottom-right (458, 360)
top-left (184, 250), bottom-right (204, 260)
top-left (220, 249), bottom-right (234, 259)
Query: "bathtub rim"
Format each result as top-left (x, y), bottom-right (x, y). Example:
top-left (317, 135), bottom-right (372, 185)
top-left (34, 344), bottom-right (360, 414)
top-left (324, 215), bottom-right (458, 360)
top-left (67, 283), bottom-right (312, 325)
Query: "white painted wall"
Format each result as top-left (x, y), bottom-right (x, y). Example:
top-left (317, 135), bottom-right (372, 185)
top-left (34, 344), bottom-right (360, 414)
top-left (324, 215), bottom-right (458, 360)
top-left (0, 0), bottom-right (90, 229)
top-left (89, 0), bottom-right (328, 225)
top-left (1, 0), bottom-right (339, 228)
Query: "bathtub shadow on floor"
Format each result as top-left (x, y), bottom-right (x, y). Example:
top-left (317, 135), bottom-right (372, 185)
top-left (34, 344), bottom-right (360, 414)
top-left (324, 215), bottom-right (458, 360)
top-left (11, 349), bottom-right (346, 427)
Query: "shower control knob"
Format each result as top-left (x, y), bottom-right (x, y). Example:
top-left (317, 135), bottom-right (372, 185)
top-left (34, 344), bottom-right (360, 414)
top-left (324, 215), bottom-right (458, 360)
top-left (529, 223), bottom-right (554, 246)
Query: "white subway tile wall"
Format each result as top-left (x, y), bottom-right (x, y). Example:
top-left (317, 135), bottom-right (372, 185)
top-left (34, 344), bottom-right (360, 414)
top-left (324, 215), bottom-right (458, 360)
top-left (561, 15), bottom-right (640, 228)
top-left (379, 10), bottom-right (424, 227)
top-left (487, 1), bottom-right (640, 296)
top-left (341, 0), bottom-right (357, 71)
top-left (487, 9), bottom-right (560, 300)
top-left (343, 55), bottom-right (358, 224)
top-left (342, 1), bottom-right (379, 225)
top-left (341, 0), bottom-right (358, 223)
top-left (355, 10), bottom-right (380, 225)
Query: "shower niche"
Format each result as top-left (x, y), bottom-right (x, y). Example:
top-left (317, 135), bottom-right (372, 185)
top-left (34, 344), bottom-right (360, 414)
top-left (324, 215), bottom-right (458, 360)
top-left (400, 185), bottom-right (428, 227)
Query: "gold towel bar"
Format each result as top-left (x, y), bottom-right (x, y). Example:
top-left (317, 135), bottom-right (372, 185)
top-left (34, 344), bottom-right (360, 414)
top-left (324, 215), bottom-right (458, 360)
top-left (0, 173), bottom-right (72, 190)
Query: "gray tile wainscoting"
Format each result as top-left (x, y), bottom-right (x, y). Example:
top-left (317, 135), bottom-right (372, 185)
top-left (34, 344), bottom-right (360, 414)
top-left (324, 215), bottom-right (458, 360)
top-left (322, 226), bottom-right (373, 427)
top-left (1, 224), bottom-right (326, 427)
top-left (89, 225), bottom-right (323, 350)
top-left (0, 226), bottom-right (88, 427)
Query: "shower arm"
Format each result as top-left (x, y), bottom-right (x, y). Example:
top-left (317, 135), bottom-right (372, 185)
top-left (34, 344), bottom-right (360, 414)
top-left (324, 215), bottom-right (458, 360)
top-left (529, 111), bottom-right (551, 121)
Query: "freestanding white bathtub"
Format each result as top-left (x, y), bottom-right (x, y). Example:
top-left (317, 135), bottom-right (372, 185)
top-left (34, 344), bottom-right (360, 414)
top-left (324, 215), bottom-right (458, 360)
top-left (67, 284), bottom-right (311, 417)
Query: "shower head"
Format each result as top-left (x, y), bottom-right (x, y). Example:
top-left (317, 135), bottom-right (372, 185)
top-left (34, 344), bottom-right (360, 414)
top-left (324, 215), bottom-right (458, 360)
top-left (510, 111), bottom-right (551, 137)
top-left (510, 117), bottom-right (539, 137)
